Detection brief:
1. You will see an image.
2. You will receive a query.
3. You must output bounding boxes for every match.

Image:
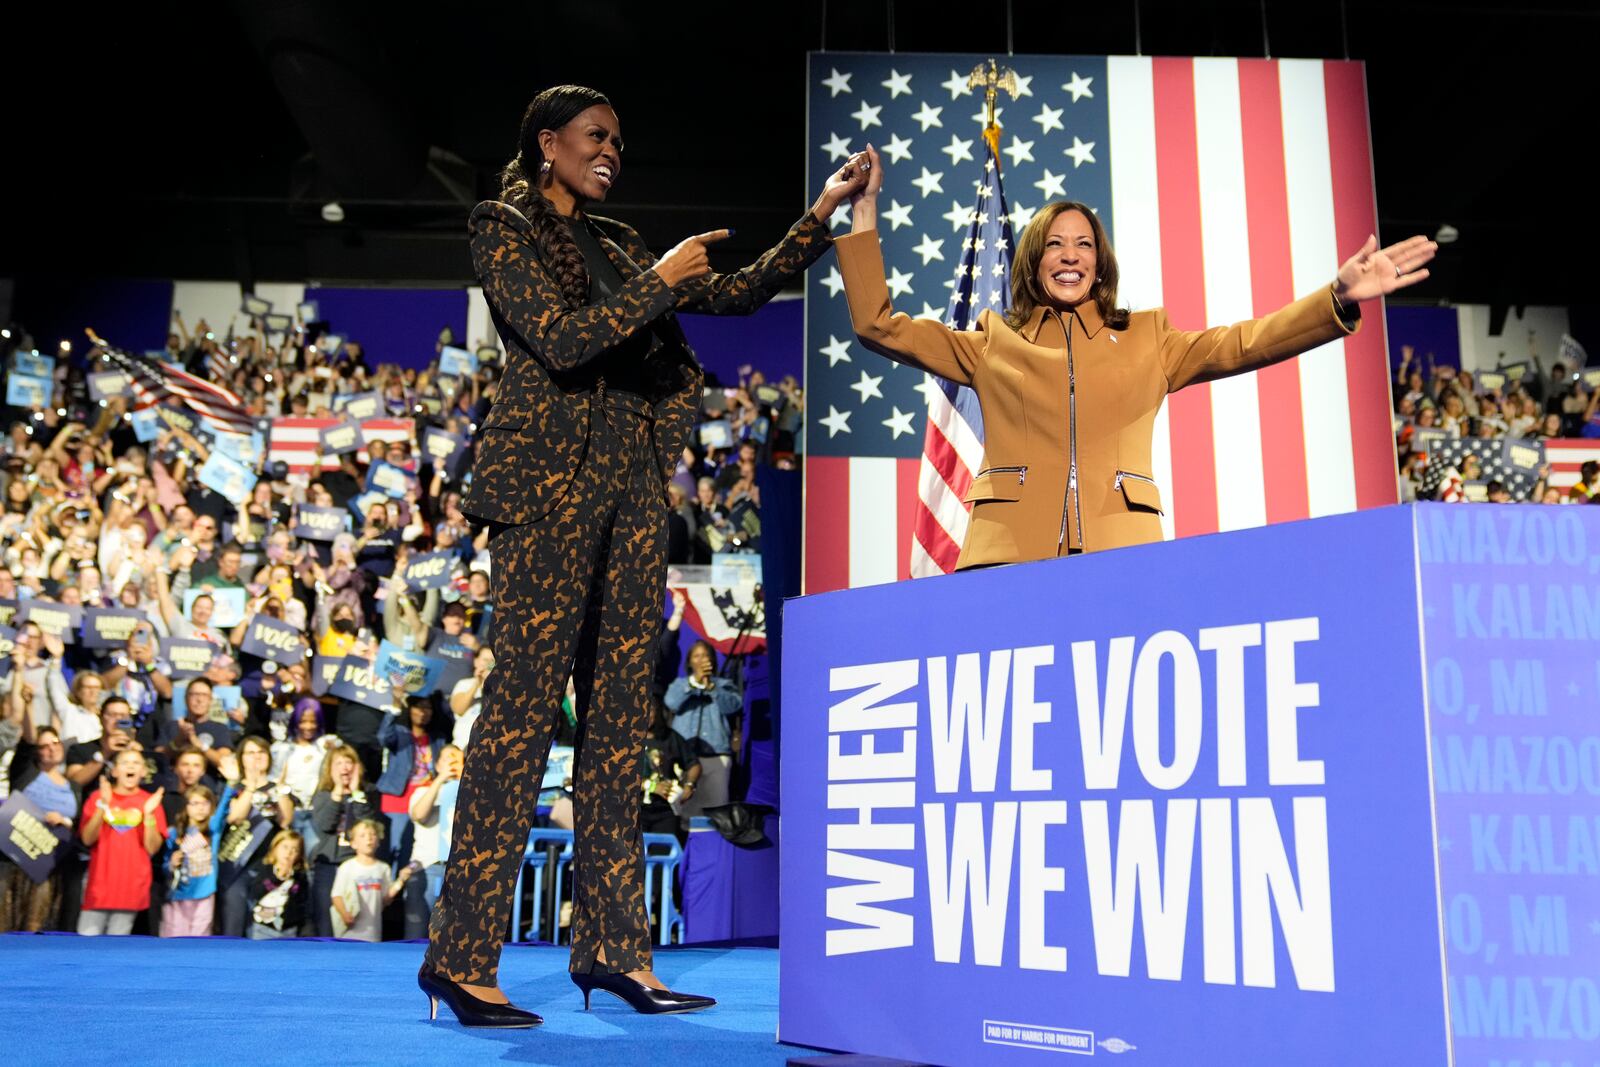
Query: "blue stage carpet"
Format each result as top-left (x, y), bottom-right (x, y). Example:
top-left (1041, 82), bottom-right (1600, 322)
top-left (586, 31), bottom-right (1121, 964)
top-left (0, 934), bottom-right (810, 1066)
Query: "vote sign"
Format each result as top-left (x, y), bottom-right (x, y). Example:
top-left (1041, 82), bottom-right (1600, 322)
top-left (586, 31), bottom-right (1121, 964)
top-left (292, 505), bottom-right (349, 542)
top-left (401, 550), bottom-right (455, 591)
top-left (239, 613), bottom-right (310, 665)
top-left (781, 506), bottom-right (1451, 1066)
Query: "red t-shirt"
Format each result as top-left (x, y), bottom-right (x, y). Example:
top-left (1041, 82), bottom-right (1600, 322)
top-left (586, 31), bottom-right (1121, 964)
top-left (81, 789), bottom-right (167, 912)
top-left (380, 732), bottom-right (434, 815)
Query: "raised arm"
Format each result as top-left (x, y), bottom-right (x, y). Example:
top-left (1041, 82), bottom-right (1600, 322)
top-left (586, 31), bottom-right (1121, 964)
top-left (834, 145), bottom-right (984, 384)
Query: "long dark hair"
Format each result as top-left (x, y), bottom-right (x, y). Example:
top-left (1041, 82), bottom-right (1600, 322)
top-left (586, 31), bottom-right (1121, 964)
top-left (500, 84), bottom-right (612, 309)
top-left (1006, 201), bottom-right (1130, 332)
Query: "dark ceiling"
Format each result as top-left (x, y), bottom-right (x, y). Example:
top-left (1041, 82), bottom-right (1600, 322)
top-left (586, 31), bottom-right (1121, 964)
top-left (6, 0), bottom-right (1596, 318)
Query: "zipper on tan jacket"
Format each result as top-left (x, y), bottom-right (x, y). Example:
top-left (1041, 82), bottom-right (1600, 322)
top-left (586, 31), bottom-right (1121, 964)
top-left (1113, 470), bottom-right (1157, 491)
top-left (976, 464), bottom-right (1028, 485)
top-left (1058, 317), bottom-right (1083, 553)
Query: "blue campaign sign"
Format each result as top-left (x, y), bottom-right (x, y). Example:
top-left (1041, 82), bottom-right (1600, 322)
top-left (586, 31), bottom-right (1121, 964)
top-left (197, 451), bottom-right (257, 504)
top-left (365, 460), bottom-right (415, 500)
top-left (12, 351), bottom-right (56, 377)
top-left (291, 504), bottom-right (349, 542)
top-left (213, 430), bottom-right (266, 466)
top-left (334, 390), bottom-right (382, 421)
top-left (5, 372), bottom-right (51, 409)
top-left (1415, 504), bottom-right (1600, 1062)
top-left (185, 586), bottom-right (247, 629)
top-left (780, 506), bottom-right (1451, 1066)
top-left (129, 407), bottom-right (162, 442)
top-left (438, 345), bottom-right (479, 377)
top-left (373, 639), bottom-right (444, 696)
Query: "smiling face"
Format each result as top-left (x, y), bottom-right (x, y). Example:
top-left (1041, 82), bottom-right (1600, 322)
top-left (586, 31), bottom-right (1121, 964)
top-left (540, 104), bottom-right (623, 209)
top-left (1034, 209), bottom-right (1099, 311)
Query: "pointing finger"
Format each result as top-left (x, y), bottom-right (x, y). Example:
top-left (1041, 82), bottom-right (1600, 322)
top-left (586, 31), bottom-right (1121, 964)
top-left (696, 229), bottom-right (734, 245)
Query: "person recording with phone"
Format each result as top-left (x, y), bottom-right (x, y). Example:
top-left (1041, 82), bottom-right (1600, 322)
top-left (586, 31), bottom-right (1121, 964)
top-left (419, 83), bottom-right (867, 1027)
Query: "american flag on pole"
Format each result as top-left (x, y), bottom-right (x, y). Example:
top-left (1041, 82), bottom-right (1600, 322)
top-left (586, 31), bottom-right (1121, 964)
top-left (98, 342), bottom-right (256, 435)
top-left (804, 54), bottom-right (1397, 593)
top-left (910, 124), bottom-right (1012, 577)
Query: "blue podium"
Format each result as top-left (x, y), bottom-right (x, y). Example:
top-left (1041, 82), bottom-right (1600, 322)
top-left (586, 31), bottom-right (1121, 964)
top-left (780, 504), bottom-right (1598, 1067)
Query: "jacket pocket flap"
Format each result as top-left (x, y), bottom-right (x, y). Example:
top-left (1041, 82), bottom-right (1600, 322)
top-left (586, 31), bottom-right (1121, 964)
top-left (480, 404), bottom-right (536, 429)
top-left (963, 473), bottom-right (1023, 505)
top-left (1118, 474), bottom-right (1164, 514)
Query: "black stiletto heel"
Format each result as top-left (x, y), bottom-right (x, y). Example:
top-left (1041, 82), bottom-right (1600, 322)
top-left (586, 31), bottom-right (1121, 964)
top-left (418, 967), bottom-right (543, 1028)
top-left (570, 970), bottom-right (716, 1014)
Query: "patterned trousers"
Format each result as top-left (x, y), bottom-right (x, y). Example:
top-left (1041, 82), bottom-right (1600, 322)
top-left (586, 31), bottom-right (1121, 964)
top-left (425, 396), bottom-right (664, 984)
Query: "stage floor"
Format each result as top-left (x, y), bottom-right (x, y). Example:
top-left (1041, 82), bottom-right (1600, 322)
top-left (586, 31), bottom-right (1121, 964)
top-left (0, 934), bottom-right (808, 1066)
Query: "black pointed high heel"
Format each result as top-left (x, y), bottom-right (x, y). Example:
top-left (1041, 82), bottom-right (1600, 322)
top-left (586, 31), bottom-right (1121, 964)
top-left (418, 967), bottom-right (543, 1028)
top-left (570, 970), bottom-right (716, 1014)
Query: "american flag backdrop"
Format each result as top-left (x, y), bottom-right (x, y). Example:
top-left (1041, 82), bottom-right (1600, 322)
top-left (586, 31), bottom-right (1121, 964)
top-left (803, 53), bottom-right (1398, 593)
top-left (267, 416), bottom-right (417, 474)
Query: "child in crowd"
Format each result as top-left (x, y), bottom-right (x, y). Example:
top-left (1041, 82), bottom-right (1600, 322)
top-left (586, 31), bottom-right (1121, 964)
top-left (161, 784), bottom-right (229, 936)
top-left (246, 830), bottom-right (310, 939)
top-left (330, 818), bottom-right (412, 942)
top-left (308, 745), bottom-right (380, 937)
top-left (78, 749), bottom-right (167, 935)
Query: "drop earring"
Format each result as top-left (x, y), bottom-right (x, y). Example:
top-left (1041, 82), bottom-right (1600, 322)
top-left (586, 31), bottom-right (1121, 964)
top-left (539, 159), bottom-right (552, 178)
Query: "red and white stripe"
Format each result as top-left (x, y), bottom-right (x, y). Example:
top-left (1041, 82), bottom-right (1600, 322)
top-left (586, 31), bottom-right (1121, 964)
top-left (267, 417), bottom-right (416, 474)
top-left (1545, 439), bottom-right (1600, 491)
top-left (1110, 56), bottom-right (1396, 540)
top-left (667, 583), bottom-right (768, 656)
top-left (908, 385), bottom-right (983, 577)
top-left (805, 456), bottom-right (921, 592)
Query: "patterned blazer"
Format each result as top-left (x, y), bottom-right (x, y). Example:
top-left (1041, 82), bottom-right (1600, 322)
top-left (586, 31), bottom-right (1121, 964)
top-left (463, 201), bottom-right (832, 526)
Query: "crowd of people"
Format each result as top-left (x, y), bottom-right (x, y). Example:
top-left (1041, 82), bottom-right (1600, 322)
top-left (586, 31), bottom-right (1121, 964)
top-left (0, 310), bottom-right (785, 940)
top-left (1392, 343), bottom-right (1600, 503)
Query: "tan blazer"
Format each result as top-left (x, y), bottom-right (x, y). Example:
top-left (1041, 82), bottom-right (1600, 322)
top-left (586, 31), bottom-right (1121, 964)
top-left (835, 230), bottom-right (1360, 567)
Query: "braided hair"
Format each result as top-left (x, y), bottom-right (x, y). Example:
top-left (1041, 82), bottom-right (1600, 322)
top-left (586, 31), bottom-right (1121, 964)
top-left (500, 85), bottom-right (611, 309)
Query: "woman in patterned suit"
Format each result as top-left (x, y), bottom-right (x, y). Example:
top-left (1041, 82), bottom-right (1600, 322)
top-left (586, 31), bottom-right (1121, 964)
top-left (419, 84), bottom-right (868, 1026)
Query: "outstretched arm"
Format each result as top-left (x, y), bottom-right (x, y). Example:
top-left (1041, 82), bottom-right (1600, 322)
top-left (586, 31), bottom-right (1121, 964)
top-left (1163, 233), bottom-right (1438, 392)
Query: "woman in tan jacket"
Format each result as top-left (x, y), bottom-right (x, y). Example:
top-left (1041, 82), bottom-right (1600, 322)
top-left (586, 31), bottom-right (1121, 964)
top-left (835, 145), bottom-right (1435, 567)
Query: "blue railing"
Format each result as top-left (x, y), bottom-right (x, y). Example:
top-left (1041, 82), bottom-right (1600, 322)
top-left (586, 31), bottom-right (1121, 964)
top-left (510, 829), bottom-right (684, 945)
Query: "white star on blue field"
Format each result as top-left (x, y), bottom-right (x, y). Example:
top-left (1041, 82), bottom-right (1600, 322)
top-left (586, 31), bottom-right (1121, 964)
top-left (806, 53), bottom-right (1111, 457)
